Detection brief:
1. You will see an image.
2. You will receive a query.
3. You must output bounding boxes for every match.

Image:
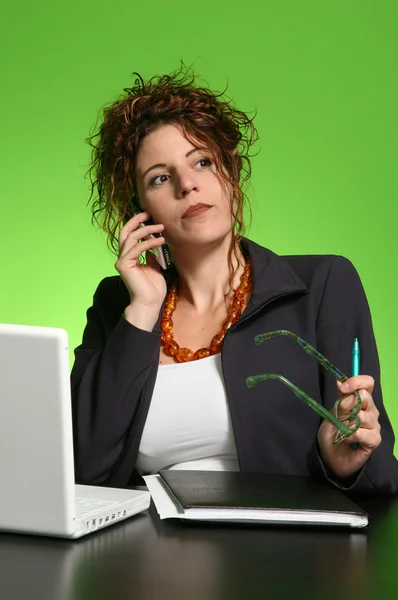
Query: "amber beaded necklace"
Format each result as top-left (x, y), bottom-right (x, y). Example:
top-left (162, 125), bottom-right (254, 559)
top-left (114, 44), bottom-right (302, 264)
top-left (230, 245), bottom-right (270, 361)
top-left (160, 260), bottom-right (253, 363)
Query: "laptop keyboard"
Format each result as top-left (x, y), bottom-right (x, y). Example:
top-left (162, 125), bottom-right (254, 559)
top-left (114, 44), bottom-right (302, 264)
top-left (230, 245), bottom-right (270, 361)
top-left (76, 497), bottom-right (119, 518)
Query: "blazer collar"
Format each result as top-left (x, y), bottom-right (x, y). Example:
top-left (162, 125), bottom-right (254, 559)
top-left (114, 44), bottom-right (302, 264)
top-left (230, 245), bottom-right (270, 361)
top-left (154, 238), bottom-right (309, 332)
top-left (241, 238), bottom-right (309, 316)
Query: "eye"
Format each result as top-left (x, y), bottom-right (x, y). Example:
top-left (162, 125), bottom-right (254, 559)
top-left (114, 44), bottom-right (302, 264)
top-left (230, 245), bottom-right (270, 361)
top-left (195, 157), bottom-right (213, 169)
top-left (149, 173), bottom-right (169, 187)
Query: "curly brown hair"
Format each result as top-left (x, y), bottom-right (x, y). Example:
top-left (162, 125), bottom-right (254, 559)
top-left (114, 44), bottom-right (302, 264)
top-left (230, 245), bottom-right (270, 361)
top-left (85, 65), bottom-right (258, 279)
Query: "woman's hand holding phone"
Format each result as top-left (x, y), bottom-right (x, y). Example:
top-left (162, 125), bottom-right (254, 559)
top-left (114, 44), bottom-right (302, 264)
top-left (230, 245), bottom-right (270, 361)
top-left (115, 211), bottom-right (168, 332)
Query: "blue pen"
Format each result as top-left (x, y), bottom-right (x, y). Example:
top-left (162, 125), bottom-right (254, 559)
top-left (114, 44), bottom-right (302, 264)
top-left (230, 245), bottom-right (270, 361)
top-left (352, 338), bottom-right (360, 377)
top-left (351, 338), bottom-right (360, 450)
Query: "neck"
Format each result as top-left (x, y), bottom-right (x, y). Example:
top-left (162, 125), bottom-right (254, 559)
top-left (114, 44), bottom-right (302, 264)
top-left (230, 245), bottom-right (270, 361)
top-left (171, 237), bottom-right (246, 313)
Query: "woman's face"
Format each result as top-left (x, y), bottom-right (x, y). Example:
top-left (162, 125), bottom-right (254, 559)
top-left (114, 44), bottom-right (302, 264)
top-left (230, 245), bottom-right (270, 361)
top-left (135, 124), bottom-right (234, 250)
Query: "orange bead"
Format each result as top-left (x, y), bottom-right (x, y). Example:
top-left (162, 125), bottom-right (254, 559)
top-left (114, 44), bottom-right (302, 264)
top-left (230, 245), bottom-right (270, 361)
top-left (227, 307), bottom-right (240, 321)
top-left (240, 280), bottom-right (251, 292)
top-left (176, 347), bottom-right (195, 362)
top-left (230, 298), bottom-right (243, 312)
top-left (166, 300), bottom-right (177, 310)
top-left (165, 341), bottom-right (179, 356)
top-left (162, 308), bottom-right (173, 319)
top-left (160, 319), bottom-right (173, 332)
top-left (210, 332), bottom-right (225, 353)
top-left (161, 331), bottom-right (174, 343)
top-left (221, 320), bottom-right (234, 334)
top-left (193, 348), bottom-right (212, 360)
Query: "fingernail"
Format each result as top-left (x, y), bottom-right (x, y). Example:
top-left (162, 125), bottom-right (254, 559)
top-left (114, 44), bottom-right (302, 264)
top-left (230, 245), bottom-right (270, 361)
top-left (341, 383), bottom-right (349, 392)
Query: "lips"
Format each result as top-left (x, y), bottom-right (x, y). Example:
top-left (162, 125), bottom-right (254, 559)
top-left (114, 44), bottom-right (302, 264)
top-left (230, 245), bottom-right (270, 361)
top-left (182, 203), bottom-right (212, 219)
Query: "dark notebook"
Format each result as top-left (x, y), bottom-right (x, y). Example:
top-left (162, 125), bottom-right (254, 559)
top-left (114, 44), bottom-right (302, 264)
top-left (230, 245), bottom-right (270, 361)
top-left (152, 470), bottom-right (368, 528)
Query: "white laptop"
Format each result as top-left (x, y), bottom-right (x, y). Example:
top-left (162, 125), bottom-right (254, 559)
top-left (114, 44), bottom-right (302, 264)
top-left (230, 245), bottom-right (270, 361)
top-left (0, 323), bottom-right (150, 538)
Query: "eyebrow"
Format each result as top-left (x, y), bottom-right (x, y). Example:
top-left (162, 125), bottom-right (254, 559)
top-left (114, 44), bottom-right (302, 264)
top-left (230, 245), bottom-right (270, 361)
top-left (141, 147), bottom-right (202, 179)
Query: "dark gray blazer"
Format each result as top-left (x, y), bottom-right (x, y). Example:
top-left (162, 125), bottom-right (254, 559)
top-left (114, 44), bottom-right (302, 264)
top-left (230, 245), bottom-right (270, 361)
top-left (71, 238), bottom-right (398, 495)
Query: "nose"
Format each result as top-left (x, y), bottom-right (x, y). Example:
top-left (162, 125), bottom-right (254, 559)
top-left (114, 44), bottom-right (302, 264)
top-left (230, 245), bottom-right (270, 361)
top-left (175, 167), bottom-right (199, 198)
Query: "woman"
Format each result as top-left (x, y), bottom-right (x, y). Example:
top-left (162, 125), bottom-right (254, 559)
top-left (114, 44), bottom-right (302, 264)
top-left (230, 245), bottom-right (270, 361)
top-left (71, 68), bottom-right (398, 495)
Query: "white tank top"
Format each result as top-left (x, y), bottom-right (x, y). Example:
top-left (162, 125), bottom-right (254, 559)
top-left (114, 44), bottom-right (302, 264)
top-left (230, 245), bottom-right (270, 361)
top-left (136, 354), bottom-right (239, 475)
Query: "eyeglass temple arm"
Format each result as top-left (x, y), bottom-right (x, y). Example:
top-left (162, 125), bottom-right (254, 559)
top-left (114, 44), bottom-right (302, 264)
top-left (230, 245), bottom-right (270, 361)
top-left (254, 330), bottom-right (348, 382)
top-left (246, 373), bottom-right (353, 437)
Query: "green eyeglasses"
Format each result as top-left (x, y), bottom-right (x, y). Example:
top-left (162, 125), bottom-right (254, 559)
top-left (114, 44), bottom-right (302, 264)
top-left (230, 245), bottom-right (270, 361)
top-left (246, 330), bottom-right (362, 446)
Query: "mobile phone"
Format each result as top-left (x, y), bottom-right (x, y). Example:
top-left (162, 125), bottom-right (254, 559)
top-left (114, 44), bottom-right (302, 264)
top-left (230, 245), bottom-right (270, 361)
top-left (127, 201), bottom-right (172, 270)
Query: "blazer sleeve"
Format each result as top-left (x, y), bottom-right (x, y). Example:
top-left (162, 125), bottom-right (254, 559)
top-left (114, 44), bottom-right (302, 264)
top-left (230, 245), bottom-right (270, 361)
top-left (70, 278), bottom-right (161, 485)
top-left (308, 255), bottom-right (398, 495)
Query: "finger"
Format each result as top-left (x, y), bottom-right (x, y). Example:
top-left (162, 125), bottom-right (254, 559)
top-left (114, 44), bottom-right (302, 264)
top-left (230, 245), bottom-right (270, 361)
top-left (335, 390), bottom-right (363, 414)
top-left (338, 391), bottom-right (380, 421)
top-left (342, 424), bottom-right (381, 451)
top-left (354, 409), bottom-right (380, 431)
top-left (119, 224), bottom-right (165, 257)
top-left (339, 375), bottom-right (375, 395)
top-left (117, 236), bottom-right (165, 265)
top-left (119, 235), bottom-right (165, 261)
top-left (121, 220), bottom-right (164, 248)
top-left (118, 211), bottom-right (151, 247)
top-left (136, 222), bottom-right (165, 239)
top-left (355, 390), bottom-right (379, 415)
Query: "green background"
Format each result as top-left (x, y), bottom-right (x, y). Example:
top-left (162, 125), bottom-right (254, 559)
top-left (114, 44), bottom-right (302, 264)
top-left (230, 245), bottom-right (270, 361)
top-left (1, 1), bottom-right (397, 443)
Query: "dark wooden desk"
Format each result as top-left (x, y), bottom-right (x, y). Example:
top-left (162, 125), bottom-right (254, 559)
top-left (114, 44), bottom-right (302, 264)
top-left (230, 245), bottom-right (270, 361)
top-left (1, 497), bottom-right (398, 600)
